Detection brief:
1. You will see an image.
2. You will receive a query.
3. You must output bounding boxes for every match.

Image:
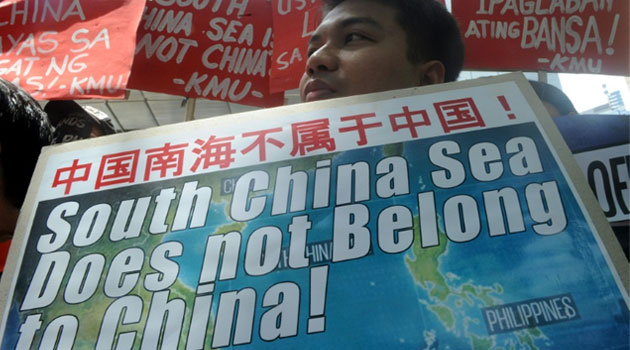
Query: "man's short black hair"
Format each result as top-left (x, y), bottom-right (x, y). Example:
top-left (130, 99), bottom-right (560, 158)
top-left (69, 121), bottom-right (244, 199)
top-left (322, 0), bottom-right (465, 82)
top-left (0, 79), bottom-right (53, 207)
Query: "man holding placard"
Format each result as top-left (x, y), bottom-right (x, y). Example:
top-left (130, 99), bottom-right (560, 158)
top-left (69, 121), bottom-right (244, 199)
top-left (0, 0), bottom-right (627, 348)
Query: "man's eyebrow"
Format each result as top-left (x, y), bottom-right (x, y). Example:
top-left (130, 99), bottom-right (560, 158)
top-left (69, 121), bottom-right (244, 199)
top-left (339, 16), bottom-right (383, 30)
top-left (308, 16), bottom-right (383, 45)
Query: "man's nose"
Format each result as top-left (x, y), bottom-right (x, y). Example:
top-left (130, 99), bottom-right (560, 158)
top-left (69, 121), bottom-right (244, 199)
top-left (305, 44), bottom-right (338, 76)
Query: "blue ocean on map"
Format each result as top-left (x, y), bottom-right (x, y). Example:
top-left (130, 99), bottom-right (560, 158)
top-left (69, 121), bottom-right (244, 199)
top-left (5, 123), bottom-right (628, 350)
top-left (162, 124), bottom-right (628, 349)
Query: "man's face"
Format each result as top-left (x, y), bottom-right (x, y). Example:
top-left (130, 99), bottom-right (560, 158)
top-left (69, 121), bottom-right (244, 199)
top-left (299, 0), bottom-right (423, 102)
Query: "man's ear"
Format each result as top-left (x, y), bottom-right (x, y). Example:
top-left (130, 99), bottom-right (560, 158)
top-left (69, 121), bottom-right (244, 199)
top-left (416, 60), bottom-right (446, 86)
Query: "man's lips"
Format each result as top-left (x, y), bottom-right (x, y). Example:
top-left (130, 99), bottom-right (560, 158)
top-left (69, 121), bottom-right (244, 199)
top-left (303, 80), bottom-right (337, 102)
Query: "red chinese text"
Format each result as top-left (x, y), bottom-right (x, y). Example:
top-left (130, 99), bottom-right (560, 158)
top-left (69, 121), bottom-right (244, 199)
top-left (95, 150), bottom-right (140, 189)
top-left (145, 142), bottom-right (189, 181)
top-left (191, 135), bottom-right (236, 171)
top-left (389, 106), bottom-right (430, 138)
top-left (290, 118), bottom-right (336, 156)
top-left (434, 98), bottom-right (485, 133)
top-left (52, 159), bottom-right (92, 195)
top-left (241, 127), bottom-right (285, 161)
top-left (339, 113), bottom-right (383, 146)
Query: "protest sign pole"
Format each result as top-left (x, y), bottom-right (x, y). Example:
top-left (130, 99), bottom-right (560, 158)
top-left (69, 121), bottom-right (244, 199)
top-left (186, 98), bottom-right (197, 122)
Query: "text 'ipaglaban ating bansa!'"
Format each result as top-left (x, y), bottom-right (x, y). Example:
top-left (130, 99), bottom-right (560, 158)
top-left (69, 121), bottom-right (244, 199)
top-left (0, 0), bottom-right (146, 99)
top-left (453, 0), bottom-right (630, 75)
top-left (0, 74), bottom-right (627, 349)
top-left (127, 0), bottom-right (284, 107)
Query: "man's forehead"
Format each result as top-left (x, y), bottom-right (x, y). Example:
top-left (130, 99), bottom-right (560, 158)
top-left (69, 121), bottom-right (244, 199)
top-left (309, 1), bottom-right (394, 43)
top-left (320, 0), bottom-right (395, 26)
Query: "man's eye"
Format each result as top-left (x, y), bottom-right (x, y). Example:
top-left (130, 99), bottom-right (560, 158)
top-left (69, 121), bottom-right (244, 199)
top-left (345, 33), bottom-right (367, 43)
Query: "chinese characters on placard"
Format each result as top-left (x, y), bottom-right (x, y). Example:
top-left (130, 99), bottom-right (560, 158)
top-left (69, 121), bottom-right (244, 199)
top-left (52, 98), bottom-right (489, 194)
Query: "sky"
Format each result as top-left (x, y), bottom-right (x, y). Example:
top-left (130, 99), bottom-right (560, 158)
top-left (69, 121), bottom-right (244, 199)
top-left (558, 74), bottom-right (630, 113)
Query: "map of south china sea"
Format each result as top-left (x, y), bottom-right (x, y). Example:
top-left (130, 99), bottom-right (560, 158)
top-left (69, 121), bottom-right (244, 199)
top-left (4, 124), bottom-right (628, 349)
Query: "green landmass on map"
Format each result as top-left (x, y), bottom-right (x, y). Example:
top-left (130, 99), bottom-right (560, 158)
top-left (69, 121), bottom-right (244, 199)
top-left (405, 216), bottom-right (545, 349)
top-left (18, 180), bottom-right (253, 349)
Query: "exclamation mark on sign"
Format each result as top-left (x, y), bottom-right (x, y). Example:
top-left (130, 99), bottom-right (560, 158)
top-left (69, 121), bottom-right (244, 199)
top-left (498, 95), bottom-right (516, 120)
top-left (606, 14), bottom-right (619, 55)
top-left (307, 265), bottom-right (329, 334)
top-left (262, 27), bottom-right (273, 48)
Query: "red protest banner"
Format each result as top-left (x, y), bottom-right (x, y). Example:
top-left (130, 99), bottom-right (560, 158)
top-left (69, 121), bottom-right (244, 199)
top-left (0, 0), bottom-right (146, 99)
top-left (128, 0), bottom-right (283, 107)
top-left (269, 0), bottom-right (322, 93)
top-left (453, 0), bottom-right (630, 76)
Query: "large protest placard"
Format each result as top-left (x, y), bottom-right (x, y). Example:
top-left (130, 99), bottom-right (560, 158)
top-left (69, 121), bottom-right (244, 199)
top-left (127, 0), bottom-right (284, 107)
top-left (0, 73), bottom-right (627, 349)
top-left (452, 0), bottom-right (630, 75)
top-left (0, 0), bottom-right (146, 99)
